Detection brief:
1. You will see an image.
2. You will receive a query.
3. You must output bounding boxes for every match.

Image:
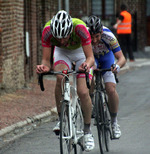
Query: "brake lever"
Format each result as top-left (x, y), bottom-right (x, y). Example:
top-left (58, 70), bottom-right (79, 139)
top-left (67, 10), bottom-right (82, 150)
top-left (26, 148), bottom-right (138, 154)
top-left (111, 64), bottom-right (119, 83)
top-left (38, 74), bottom-right (45, 91)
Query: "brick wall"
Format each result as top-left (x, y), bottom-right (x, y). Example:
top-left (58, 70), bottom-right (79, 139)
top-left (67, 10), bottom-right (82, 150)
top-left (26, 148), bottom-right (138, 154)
top-left (0, 1), bottom-right (2, 85)
top-left (0, 0), bottom-right (25, 93)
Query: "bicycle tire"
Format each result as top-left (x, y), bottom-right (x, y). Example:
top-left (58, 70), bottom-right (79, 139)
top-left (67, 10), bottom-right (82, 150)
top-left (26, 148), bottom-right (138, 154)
top-left (103, 93), bottom-right (111, 152)
top-left (60, 101), bottom-right (75, 154)
top-left (73, 99), bottom-right (84, 154)
top-left (95, 91), bottom-right (105, 154)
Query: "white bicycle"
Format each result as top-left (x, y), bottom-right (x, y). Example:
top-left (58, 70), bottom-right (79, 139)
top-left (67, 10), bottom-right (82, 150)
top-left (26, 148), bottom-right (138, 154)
top-left (38, 68), bottom-right (90, 154)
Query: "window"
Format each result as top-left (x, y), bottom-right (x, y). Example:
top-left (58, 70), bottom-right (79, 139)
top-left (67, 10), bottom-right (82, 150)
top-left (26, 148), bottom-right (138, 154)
top-left (105, 0), bottom-right (114, 16)
top-left (92, 0), bottom-right (102, 16)
top-left (147, 0), bottom-right (150, 16)
top-left (92, 0), bottom-right (114, 19)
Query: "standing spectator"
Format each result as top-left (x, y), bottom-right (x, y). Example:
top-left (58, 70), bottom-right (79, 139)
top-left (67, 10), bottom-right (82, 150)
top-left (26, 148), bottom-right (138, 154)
top-left (113, 4), bottom-right (135, 62)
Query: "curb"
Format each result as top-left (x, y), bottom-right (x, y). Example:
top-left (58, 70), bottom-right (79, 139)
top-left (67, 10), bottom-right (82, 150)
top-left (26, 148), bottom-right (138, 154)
top-left (0, 108), bottom-right (58, 149)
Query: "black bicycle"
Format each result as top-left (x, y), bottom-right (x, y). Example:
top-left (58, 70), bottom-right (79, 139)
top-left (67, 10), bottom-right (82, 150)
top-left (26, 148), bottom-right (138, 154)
top-left (91, 66), bottom-right (119, 154)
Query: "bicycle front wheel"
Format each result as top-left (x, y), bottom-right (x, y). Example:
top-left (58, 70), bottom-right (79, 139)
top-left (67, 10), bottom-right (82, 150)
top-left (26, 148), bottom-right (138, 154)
top-left (103, 95), bottom-right (111, 152)
top-left (60, 101), bottom-right (75, 154)
top-left (73, 99), bottom-right (84, 153)
top-left (95, 92), bottom-right (105, 154)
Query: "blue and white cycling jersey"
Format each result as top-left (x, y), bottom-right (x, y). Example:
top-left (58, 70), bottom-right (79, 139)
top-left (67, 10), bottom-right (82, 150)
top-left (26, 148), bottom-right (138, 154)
top-left (93, 26), bottom-right (121, 70)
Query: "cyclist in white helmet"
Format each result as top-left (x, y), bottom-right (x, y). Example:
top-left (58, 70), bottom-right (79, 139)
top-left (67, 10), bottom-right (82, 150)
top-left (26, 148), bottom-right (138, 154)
top-left (86, 15), bottom-right (126, 139)
top-left (36, 10), bottom-right (95, 152)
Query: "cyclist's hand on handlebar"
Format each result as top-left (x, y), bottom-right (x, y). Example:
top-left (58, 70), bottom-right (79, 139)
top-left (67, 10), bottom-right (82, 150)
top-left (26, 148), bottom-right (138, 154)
top-left (111, 64), bottom-right (120, 73)
top-left (79, 62), bottom-right (90, 72)
top-left (36, 64), bottom-right (50, 74)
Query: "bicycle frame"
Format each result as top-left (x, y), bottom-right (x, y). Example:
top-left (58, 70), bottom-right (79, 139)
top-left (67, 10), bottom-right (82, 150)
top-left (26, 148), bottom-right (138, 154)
top-left (61, 73), bottom-right (83, 143)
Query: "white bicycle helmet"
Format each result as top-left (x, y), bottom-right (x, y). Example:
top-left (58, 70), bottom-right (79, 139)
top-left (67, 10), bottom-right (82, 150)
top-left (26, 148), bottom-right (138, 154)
top-left (50, 10), bottom-right (73, 39)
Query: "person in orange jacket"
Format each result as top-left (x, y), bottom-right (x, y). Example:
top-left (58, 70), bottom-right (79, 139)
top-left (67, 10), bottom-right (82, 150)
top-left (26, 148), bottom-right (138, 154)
top-left (113, 4), bottom-right (135, 62)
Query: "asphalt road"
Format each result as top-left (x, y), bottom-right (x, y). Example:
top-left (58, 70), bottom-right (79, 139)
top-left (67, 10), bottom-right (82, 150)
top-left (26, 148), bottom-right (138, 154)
top-left (1, 65), bottom-right (150, 154)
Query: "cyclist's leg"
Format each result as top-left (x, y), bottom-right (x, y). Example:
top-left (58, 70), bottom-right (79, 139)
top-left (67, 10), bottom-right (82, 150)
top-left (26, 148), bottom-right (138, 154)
top-left (100, 55), bottom-right (119, 124)
top-left (53, 47), bottom-right (72, 117)
top-left (103, 72), bottom-right (121, 138)
top-left (77, 77), bottom-right (92, 130)
top-left (74, 49), bottom-right (93, 133)
top-left (103, 73), bottom-right (118, 117)
top-left (72, 48), bottom-right (94, 152)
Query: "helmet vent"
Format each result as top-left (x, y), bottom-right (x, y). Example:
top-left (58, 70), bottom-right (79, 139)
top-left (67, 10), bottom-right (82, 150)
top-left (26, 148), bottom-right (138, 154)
top-left (63, 13), bottom-right (65, 19)
top-left (55, 21), bottom-right (58, 27)
top-left (57, 13), bottom-right (61, 19)
top-left (62, 21), bottom-right (65, 27)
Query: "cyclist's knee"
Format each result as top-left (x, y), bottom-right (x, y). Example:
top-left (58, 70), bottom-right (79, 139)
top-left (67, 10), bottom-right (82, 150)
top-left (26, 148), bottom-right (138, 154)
top-left (77, 88), bottom-right (89, 99)
top-left (106, 85), bottom-right (116, 96)
top-left (56, 75), bottom-right (63, 86)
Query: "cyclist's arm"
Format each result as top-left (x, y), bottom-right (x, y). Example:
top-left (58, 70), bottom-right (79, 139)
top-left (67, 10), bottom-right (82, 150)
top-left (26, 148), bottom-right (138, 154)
top-left (114, 50), bottom-right (126, 68)
top-left (110, 50), bottom-right (126, 73)
top-left (107, 33), bottom-right (126, 69)
top-left (36, 47), bottom-right (51, 74)
top-left (42, 47), bottom-right (51, 68)
top-left (80, 44), bottom-right (95, 72)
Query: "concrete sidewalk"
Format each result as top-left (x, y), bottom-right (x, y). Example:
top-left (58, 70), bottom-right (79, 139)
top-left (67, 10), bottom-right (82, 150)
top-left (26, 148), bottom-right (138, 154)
top-left (0, 52), bottom-right (150, 148)
top-left (122, 58), bottom-right (150, 71)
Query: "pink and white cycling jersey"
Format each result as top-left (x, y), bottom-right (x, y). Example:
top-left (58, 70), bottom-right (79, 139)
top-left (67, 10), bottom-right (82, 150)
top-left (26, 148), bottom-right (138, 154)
top-left (42, 18), bottom-right (91, 50)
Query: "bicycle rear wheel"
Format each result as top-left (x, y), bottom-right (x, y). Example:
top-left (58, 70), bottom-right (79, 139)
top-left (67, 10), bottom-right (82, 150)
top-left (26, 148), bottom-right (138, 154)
top-left (60, 101), bottom-right (75, 154)
top-left (95, 92), bottom-right (105, 154)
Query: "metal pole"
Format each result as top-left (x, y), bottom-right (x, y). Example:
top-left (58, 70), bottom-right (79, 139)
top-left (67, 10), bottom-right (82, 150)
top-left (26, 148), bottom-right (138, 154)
top-left (58, 0), bottom-right (61, 11)
top-left (65, 0), bottom-right (69, 13)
